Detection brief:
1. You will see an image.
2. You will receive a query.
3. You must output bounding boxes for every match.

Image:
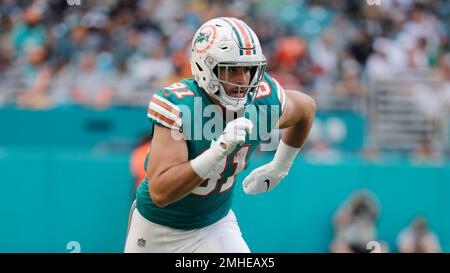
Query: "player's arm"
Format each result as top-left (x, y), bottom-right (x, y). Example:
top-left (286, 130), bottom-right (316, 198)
top-left (146, 125), bottom-right (202, 208)
top-left (278, 89), bottom-right (316, 147)
top-left (148, 117), bottom-right (253, 208)
top-left (242, 89), bottom-right (316, 194)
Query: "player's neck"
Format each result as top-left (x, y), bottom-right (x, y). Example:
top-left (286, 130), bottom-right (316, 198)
top-left (206, 94), bottom-right (244, 120)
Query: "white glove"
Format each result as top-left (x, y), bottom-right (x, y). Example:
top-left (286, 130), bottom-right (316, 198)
top-left (191, 117), bottom-right (253, 179)
top-left (242, 162), bottom-right (287, 194)
top-left (243, 140), bottom-right (301, 194)
top-left (215, 117), bottom-right (253, 154)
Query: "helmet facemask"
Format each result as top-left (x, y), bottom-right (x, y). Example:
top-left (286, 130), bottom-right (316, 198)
top-left (210, 61), bottom-right (267, 111)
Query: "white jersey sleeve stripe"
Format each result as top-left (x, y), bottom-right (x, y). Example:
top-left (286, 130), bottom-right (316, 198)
top-left (147, 112), bottom-right (180, 130)
top-left (149, 101), bottom-right (181, 126)
top-left (153, 95), bottom-right (180, 112)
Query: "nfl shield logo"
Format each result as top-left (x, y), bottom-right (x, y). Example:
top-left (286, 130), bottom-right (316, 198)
top-left (137, 238), bottom-right (146, 247)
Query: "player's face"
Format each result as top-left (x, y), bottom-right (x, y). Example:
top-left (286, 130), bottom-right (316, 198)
top-left (219, 66), bottom-right (251, 98)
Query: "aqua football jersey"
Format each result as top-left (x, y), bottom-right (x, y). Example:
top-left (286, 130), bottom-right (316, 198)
top-left (136, 72), bottom-right (286, 230)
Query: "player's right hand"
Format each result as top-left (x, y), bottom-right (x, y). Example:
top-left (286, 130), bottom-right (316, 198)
top-left (213, 117), bottom-right (253, 155)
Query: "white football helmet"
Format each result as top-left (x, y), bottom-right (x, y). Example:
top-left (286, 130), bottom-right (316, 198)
top-left (190, 17), bottom-right (267, 111)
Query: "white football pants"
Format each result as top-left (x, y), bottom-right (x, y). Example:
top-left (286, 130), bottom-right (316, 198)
top-left (124, 202), bottom-right (250, 253)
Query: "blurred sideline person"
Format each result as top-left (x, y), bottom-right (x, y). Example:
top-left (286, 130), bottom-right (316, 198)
top-left (130, 134), bottom-right (152, 191)
top-left (397, 216), bottom-right (441, 253)
top-left (330, 190), bottom-right (389, 253)
top-left (124, 17), bottom-right (316, 253)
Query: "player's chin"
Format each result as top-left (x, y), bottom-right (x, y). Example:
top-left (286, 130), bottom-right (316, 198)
top-left (227, 91), bottom-right (247, 98)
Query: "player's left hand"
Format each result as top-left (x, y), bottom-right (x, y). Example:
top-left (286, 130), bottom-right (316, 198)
top-left (242, 162), bottom-right (288, 194)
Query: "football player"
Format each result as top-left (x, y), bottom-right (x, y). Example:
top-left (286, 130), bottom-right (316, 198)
top-left (124, 17), bottom-right (316, 252)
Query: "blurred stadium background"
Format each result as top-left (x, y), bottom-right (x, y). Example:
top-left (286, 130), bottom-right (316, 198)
top-left (0, 0), bottom-right (449, 253)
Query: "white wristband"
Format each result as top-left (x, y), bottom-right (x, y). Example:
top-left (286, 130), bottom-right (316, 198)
top-left (190, 142), bottom-right (227, 179)
top-left (272, 140), bottom-right (301, 173)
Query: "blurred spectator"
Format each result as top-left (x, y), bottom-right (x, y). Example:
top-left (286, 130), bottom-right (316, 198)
top-left (330, 190), bottom-right (386, 253)
top-left (53, 25), bottom-right (92, 65)
top-left (360, 145), bottom-right (382, 161)
top-left (268, 36), bottom-right (306, 90)
top-left (70, 51), bottom-right (112, 109)
top-left (412, 137), bottom-right (443, 163)
top-left (332, 58), bottom-right (367, 107)
top-left (310, 30), bottom-right (339, 78)
top-left (274, 37), bottom-right (307, 70)
top-left (110, 60), bottom-right (150, 106)
top-left (401, 3), bottom-right (443, 66)
top-left (311, 29), bottom-right (340, 107)
top-left (10, 4), bottom-right (47, 58)
top-left (347, 28), bottom-right (373, 67)
top-left (0, 43), bottom-right (13, 105)
top-left (405, 36), bottom-right (429, 68)
top-left (129, 41), bottom-right (174, 91)
top-left (438, 53), bottom-right (450, 83)
top-left (366, 38), bottom-right (402, 82)
top-left (12, 44), bottom-right (53, 109)
top-left (49, 60), bottom-right (72, 106)
top-left (411, 72), bottom-right (449, 134)
top-left (437, 54), bottom-right (450, 111)
top-left (112, 27), bottom-right (142, 65)
top-left (167, 45), bottom-right (192, 83)
top-left (304, 138), bottom-right (342, 164)
top-left (397, 216), bottom-right (441, 253)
